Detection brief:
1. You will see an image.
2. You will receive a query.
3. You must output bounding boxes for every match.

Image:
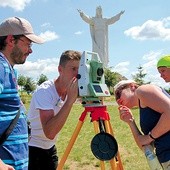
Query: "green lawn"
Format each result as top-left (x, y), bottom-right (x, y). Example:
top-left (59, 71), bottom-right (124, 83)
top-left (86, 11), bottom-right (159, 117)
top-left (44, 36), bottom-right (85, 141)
top-left (56, 103), bottom-right (149, 170)
top-left (24, 94), bottom-right (149, 170)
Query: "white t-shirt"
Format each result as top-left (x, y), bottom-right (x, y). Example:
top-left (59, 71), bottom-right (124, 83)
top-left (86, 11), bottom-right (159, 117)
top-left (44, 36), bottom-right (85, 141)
top-left (162, 88), bottom-right (170, 98)
top-left (28, 80), bottom-right (65, 149)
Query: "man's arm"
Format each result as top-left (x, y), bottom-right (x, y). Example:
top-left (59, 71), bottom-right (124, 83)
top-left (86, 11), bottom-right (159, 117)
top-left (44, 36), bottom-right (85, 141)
top-left (0, 159), bottom-right (14, 170)
top-left (40, 78), bottom-right (78, 140)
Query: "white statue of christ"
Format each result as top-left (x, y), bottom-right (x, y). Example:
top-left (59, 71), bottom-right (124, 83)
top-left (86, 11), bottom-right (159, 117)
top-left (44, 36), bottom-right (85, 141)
top-left (78, 6), bottom-right (124, 67)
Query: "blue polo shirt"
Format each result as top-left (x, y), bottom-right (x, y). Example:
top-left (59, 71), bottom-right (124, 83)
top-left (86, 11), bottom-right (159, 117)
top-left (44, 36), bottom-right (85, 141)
top-left (0, 54), bottom-right (28, 170)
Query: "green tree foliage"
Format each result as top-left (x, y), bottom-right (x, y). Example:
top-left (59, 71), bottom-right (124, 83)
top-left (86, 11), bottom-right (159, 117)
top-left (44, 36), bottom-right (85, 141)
top-left (37, 74), bottom-right (48, 86)
top-left (104, 68), bottom-right (117, 90)
top-left (104, 68), bottom-right (127, 94)
top-left (18, 75), bottom-right (27, 93)
top-left (132, 65), bottom-right (150, 85)
top-left (24, 77), bottom-right (36, 94)
top-left (17, 74), bottom-right (48, 94)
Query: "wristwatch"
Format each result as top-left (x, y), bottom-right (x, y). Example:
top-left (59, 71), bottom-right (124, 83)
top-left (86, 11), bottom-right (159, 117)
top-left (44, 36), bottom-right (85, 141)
top-left (148, 131), bottom-right (156, 140)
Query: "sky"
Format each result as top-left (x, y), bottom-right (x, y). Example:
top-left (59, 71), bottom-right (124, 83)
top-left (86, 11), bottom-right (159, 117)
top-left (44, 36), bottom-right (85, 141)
top-left (1, 0), bottom-right (170, 88)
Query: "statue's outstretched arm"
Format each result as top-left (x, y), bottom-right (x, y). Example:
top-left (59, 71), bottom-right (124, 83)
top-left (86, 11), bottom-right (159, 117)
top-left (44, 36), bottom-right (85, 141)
top-left (107, 10), bottom-right (125, 25)
top-left (77, 9), bottom-right (92, 24)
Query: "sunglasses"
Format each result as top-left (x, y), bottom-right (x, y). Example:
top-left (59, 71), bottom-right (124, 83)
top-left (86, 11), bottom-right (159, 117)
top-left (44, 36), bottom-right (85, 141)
top-left (115, 84), bottom-right (129, 100)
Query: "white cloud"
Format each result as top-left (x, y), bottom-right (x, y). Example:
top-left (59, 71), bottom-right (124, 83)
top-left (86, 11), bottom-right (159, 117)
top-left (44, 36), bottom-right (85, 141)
top-left (41, 22), bottom-right (52, 29)
top-left (124, 17), bottom-right (170, 40)
top-left (0, 0), bottom-right (31, 11)
top-left (15, 58), bottom-right (60, 80)
top-left (14, 52), bottom-right (168, 88)
top-left (111, 51), bottom-right (168, 88)
top-left (111, 61), bottom-right (130, 75)
top-left (142, 51), bottom-right (162, 61)
top-left (40, 31), bottom-right (59, 42)
top-left (145, 73), bottom-right (169, 88)
top-left (142, 51), bottom-right (162, 69)
top-left (74, 31), bottom-right (83, 35)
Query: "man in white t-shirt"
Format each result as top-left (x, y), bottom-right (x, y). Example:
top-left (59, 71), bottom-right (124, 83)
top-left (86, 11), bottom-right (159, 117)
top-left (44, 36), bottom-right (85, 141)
top-left (27, 50), bottom-right (81, 170)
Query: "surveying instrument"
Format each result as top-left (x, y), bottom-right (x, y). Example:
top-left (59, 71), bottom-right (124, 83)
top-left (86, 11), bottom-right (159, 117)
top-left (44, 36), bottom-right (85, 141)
top-left (57, 51), bottom-right (124, 170)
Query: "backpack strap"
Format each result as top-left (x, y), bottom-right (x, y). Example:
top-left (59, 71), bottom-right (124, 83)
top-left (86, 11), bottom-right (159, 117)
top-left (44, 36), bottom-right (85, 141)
top-left (0, 109), bottom-right (20, 145)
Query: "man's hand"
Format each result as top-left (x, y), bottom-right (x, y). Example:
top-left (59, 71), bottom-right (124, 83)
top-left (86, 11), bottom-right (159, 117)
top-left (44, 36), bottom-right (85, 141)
top-left (118, 105), bottom-right (134, 124)
top-left (0, 160), bottom-right (14, 170)
top-left (67, 77), bottom-right (78, 105)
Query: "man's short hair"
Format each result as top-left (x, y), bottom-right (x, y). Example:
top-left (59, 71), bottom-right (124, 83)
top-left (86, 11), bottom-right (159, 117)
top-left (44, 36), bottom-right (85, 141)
top-left (59, 50), bottom-right (81, 67)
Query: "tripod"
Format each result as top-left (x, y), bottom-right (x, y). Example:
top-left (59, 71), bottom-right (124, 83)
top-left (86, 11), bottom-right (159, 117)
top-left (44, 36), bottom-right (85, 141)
top-left (57, 104), bottom-right (124, 170)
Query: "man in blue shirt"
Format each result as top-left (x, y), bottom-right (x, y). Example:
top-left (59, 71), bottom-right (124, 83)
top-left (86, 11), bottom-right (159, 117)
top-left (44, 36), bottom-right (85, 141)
top-left (0, 17), bottom-right (44, 170)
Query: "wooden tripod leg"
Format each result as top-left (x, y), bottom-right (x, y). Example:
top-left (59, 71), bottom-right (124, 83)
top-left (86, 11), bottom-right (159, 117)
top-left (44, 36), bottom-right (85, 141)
top-left (57, 119), bottom-right (86, 170)
top-left (104, 120), bottom-right (124, 170)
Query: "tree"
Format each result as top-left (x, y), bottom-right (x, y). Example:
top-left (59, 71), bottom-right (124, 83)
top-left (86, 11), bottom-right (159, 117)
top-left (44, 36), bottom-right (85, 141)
top-left (37, 74), bottom-right (48, 86)
top-left (132, 65), bottom-right (150, 85)
top-left (18, 75), bottom-right (27, 93)
top-left (24, 77), bottom-right (36, 94)
top-left (104, 68), bottom-right (127, 94)
top-left (104, 68), bottom-right (117, 91)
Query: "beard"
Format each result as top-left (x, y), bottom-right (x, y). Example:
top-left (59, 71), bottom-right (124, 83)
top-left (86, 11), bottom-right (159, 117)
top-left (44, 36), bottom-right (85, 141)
top-left (10, 45), bottom-right (28, 64)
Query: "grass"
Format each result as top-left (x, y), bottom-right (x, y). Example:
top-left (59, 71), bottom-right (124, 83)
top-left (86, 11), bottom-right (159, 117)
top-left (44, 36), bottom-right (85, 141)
top-left (56, 103), bottom-right (150, 170)
top-left (23, 94), bottom-right (150, 170)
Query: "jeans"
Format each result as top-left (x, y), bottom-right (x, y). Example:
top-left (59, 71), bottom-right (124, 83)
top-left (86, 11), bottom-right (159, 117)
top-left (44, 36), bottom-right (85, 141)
top-left (28, 145), bottom-right (58, 170)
